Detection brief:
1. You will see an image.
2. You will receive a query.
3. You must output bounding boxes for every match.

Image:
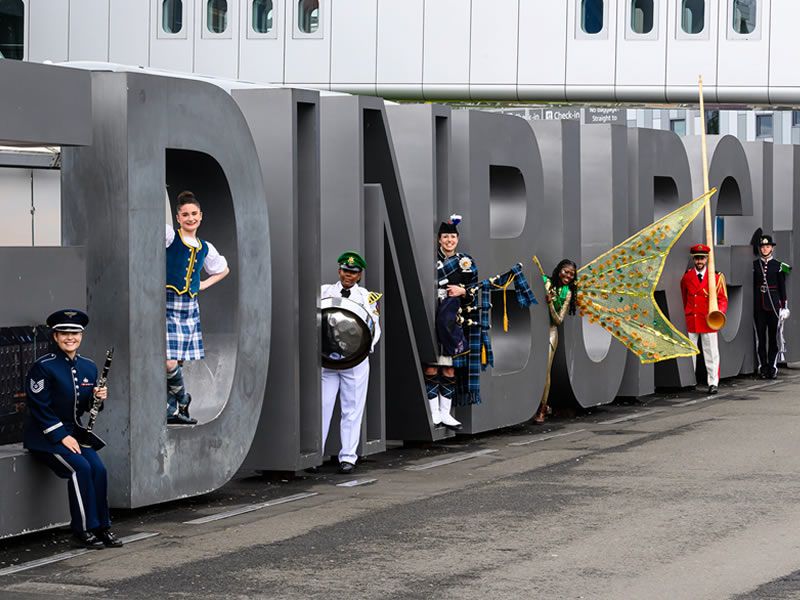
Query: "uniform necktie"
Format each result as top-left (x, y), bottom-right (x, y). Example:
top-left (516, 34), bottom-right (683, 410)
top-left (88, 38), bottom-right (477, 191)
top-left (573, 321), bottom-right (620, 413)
top-left (697, 271), bottom-right (703, 282)
top-left (341, 289), bottom-right (351, 298)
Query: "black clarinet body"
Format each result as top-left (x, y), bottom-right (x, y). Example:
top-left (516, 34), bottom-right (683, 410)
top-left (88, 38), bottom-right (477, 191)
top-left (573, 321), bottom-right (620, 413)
top-left (86, 347), bottom-right (113, 434)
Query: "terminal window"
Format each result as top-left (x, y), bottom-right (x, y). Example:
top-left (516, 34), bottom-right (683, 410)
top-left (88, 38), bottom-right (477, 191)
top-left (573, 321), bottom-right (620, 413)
top-left (253, 0), bottom-right (273, 34)
top-left (581, 0), bottom-right (604, 34)
top-left (0, 0), bottom-right (23, 60)
top-left (670, 119), bottom-right (687, 136)
top-left (631, 0), bottom-right (654, 34)
top-left (162, 0), bottom-right (183, 34)
top-left (298, 0), bottom-right (319, 34)
top-left (732, 0), bottom-right (756, 34)
top-left (681, 0), bottom-right (704, 34)
top-left (207, 0), bottom-right (228, 34)
top-left (756, 114), bottom-right (773, 139)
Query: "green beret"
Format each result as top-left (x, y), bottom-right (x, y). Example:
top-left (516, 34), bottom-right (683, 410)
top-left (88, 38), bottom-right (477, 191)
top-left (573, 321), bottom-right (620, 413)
top-left (337, 251), bottom-right (367, 272)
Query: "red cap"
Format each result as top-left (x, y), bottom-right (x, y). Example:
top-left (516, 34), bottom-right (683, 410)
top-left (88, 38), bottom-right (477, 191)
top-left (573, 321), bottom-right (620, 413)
top-left (690, 243), bottom-right (710, 256)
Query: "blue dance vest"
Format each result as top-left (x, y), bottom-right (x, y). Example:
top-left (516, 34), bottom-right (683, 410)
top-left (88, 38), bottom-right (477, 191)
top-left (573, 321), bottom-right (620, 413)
top-left (166, 229), bottom-right (209, 297)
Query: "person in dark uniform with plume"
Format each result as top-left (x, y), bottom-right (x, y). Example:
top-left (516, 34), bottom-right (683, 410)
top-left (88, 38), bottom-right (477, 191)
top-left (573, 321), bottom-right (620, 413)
top-left (752, 231), bottom-right (791, 379)
top-left (424, 215), bottom-right (478, 430)
top-left (24, 309), bottom-right (122, 549)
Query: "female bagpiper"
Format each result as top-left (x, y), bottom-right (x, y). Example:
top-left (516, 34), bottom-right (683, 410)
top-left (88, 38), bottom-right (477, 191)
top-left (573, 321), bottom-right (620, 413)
top-left (165, 191), bottom-right (230, 425)
top-left (24, 309), bottom-right (122, 549)
top-left (534, 259), bottom-right (578, 424)
top-left (424, 215), bottom-right (477, 430)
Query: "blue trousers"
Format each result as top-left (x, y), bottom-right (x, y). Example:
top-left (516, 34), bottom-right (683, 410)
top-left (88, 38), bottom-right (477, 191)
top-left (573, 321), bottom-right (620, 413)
top-left (31, 448), bottom-right (111, 534)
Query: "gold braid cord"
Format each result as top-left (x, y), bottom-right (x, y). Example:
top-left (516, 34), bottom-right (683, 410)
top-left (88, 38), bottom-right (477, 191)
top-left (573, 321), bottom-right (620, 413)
top-left (576, 189), bottom-right (716, 364)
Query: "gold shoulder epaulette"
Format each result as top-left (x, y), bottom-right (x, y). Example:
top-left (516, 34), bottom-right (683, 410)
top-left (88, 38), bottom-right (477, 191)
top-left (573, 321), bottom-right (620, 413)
top-left (367, 291), bottom-right (383, 305)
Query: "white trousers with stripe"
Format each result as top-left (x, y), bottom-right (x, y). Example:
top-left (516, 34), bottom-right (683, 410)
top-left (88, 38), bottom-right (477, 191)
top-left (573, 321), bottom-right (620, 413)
top-left (689, 331), bottom-right (720, 387)
top-left (321, 359), bottom-right (370, 464)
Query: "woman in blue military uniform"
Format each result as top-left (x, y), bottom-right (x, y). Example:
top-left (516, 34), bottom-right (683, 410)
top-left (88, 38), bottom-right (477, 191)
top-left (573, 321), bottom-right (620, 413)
top-left (24, 309), bottom-right (122, 549)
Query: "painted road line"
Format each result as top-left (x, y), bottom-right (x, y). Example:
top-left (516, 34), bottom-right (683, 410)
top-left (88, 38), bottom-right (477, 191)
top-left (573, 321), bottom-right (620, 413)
top-left (184, 492), bottom-right (318, 525)
top-left (405, 449), bottom-right (498, 471)
top-left (598, 409), bottom-right (663, 426)
top-left (674, 380), bottom-right (782, 407)
top-left (0, 532), bottom-right (160, 577)
top-left (508, 429), bottom-right (587, 447)
top-left (336, 478), bottom-right (377, 488)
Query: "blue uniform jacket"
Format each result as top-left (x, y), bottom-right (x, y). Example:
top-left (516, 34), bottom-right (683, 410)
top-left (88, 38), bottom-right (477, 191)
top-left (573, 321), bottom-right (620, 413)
top-left (23, 350), bottom-right (105, 453)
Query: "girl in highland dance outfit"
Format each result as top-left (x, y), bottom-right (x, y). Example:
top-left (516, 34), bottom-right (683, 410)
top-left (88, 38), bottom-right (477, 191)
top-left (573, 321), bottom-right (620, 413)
top-left (164, 190), bottom-right (230, 425)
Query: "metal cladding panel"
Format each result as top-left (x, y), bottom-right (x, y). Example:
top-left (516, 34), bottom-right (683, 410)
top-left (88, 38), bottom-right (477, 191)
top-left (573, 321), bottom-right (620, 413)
top-left (237, 87), bottom-right (322, 472)
top-left (68, 0), bottom-right (110, 61)
top-left (517, 0), bottom-right (567, 100)
top-left (565, 0), bottom-right (618, 95)
top-left (468, 0), bottom-right (518, 99)
top-left (422, 0), bottom-right (470, 97)
top-left (768, 2), bottom-right (800, 101)
top-left (32, 170), bottom-right (61, 246)
top-left (620, 127), bottom-right (695, 395)
top-left (376, 0), bottom-right (423, 98)
top-left (284, 0), bottom-right (331, 86)
top-left (0, 447), bottom-right (68, 540)
top-left (558, 124), bottom-right (628, 408)
top-left (450, 111), bottom-right (549, 433)
top-left (27, 0), bottom-right (69, 62)
top-left (665, 0), bottom-right (720, 102)
top-left (787, 146), bottom-right (800, 362)
top-left (194, 0), bottom-right (239, 79)
top-left (238, 0), bottom-right (284, 84)
top-left (61, 71), bottom-right (270, 508)
top-left (0, 61), bottom-right (92, 147)
top-left (330, 0), bottom-right (377, 93)
top-left (0, 169), bottom-right (34, 246)
top-left (149, 0), bottom-right (195, 73)
top-left (384, 103), bottom-right (447, 342)
top-left (109, 0), bottom-right (150, 66)
top-left (0, 247), bottom-right (86, 326)
top-left (614, 0), bottom-right (668, 101)
top-left (773, 144), bottom-right (794, 231)
top-left (716, 0), bottom-right (771, 103)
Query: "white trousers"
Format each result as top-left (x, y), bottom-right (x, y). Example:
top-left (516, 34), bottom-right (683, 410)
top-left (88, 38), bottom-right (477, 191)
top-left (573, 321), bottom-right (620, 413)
top-left (321, 359), bottom-right (370, 464)
top-left (689, 331), bottom-right (720, 386)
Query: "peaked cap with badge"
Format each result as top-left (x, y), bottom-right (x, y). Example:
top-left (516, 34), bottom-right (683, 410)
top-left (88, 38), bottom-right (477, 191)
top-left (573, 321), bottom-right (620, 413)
top-left (338, 251), bottom-right (367, 273)
top-left (47, 309), bottom-right (89, 332)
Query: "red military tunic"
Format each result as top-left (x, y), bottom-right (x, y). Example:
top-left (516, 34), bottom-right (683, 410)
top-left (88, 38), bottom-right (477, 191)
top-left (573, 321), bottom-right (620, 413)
top-left (680, 269), bottom-right (728, 334)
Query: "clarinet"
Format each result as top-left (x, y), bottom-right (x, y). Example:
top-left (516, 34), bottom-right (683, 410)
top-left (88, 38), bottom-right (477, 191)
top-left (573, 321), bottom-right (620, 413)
top-left (86, 348), bottom-right (113, 433)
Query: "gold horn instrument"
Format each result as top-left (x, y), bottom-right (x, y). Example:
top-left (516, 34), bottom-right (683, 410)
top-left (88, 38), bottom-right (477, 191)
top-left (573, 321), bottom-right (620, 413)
top-left (698, 76), bottom-right (726, 331)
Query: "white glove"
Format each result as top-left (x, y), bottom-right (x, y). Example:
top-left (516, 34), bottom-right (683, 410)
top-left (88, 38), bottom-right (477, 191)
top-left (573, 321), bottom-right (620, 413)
top-left (780, 308), bottom-right (790, 321)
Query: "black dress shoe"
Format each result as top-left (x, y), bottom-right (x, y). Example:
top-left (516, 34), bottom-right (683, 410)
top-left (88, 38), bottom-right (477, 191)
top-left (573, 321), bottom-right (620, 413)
top-left (167, 412), bottom-right (197, 425)
top-left (708, 385), bottom-right (718, 395)
top-left (769, 369), bottom-right (779, 380)
top-left (94, 529), bottom-right (123, 548)
top-left (178, 401), bottom-right (197, 424)
top-left (72, 531), bottom-right (105, 549)
top-left (338, 462), bottom-right (356, 475)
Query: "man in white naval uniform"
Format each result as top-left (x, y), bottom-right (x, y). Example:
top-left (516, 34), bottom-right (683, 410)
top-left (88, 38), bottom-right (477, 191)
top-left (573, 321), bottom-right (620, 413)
top-left (320, 251), bottom-right (381, 474)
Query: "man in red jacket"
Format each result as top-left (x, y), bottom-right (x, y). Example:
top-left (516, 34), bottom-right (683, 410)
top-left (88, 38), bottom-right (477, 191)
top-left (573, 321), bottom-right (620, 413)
top-left (680, 244), bottom-right (728, 394)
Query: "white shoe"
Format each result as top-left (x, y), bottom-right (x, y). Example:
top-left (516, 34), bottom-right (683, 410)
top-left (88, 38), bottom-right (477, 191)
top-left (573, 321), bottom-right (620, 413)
top-left (428, 396), bottom-right (442, 426)
top-left (438, 395), bottom-right (462, 430)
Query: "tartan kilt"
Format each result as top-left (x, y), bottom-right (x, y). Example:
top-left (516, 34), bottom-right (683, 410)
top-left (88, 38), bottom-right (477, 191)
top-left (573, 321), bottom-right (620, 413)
top-left (166, 290), bottom-right (205, 361)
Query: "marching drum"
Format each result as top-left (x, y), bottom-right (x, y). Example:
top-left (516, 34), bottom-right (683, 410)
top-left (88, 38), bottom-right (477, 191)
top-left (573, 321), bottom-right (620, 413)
top-left (321, 297), bottom-right (376, 369)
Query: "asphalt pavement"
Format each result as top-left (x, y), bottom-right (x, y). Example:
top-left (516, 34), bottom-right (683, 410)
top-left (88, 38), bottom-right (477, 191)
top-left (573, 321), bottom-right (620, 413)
top-left (2, 372), bottom-right (800, 599)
